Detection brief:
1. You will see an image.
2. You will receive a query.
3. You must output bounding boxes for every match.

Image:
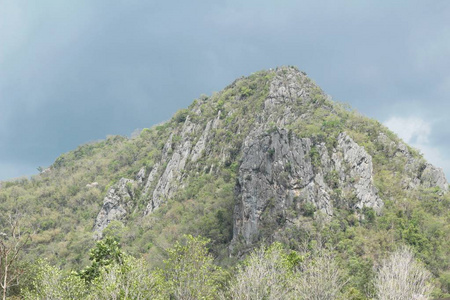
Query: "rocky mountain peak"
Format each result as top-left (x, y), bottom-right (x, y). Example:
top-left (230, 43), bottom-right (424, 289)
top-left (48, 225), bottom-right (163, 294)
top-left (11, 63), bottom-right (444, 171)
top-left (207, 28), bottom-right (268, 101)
top-left (3, 66), bottom-right (450, 295)
top-left (92, 66), bottom-right (448, 249)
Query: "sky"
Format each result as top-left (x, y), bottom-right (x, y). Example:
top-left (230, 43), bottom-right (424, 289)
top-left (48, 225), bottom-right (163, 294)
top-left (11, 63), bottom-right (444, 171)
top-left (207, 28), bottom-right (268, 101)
top-left (1, 0), bottom-right (450, 180)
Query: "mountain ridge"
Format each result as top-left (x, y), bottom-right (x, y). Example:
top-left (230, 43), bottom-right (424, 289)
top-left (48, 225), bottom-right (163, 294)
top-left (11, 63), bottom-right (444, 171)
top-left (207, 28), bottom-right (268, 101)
top-left (1, 66), bottom-right (450, 296)
top-left (92, 66), bottom-right (448, 246)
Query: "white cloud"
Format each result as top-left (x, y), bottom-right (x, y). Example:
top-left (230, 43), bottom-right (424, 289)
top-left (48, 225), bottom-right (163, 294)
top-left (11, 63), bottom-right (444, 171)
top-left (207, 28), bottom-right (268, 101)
top-left (384, 116), bottom-right (431, 144)
top-left (384, 116), bottom-right (450, 178)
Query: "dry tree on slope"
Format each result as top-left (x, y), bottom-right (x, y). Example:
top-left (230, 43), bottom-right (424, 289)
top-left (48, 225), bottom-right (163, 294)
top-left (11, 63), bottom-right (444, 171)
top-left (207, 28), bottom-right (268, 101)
top-left (374, 246), bottom-right (434, 300)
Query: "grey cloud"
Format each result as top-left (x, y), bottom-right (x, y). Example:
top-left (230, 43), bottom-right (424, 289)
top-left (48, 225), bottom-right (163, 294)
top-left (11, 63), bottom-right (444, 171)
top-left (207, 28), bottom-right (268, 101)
top-left (1, 0), bottom-right (450, 180)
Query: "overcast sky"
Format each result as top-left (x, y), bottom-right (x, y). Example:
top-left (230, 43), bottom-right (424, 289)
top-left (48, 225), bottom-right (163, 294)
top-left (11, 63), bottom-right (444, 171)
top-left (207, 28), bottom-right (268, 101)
top-left (1, 0), bottom-right (450, 181)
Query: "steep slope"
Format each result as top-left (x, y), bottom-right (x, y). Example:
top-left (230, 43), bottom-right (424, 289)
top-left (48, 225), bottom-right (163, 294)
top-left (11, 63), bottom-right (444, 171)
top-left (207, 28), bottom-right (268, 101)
top-left (1, 66), bottom-right (449, 294)
top-left (94, 66), bottom-right (447, 248)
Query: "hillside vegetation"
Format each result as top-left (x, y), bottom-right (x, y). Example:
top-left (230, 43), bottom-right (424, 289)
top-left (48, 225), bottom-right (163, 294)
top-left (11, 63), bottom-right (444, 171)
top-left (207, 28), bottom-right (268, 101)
top-left (1, 66), bottom-right (449, 298)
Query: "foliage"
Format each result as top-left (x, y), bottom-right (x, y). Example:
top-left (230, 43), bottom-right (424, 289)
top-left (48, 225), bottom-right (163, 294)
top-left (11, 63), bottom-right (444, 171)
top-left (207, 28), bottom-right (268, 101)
top-left (224, 242), bottom-right (300, 299)
top-left (301, 202), bottom-right (316, 217)
top-left (78, 237), bottom-right (124, 283)
top-left (293, 246), bottom-right (347, 300)
top-left (0, 67), bottom-right (449, 297)
top-left (20, 236), bottom-right (440, 300)
top-left (22, 259), bottom-right (87, 299)
top-left (374, 246), bottom-right (434, 300)
top-left (90, 256), bottom-right (164, 300)
top-left (174, 109), bottom-right (190, 123)
top-left (161, 235), bottom-right (225, 299)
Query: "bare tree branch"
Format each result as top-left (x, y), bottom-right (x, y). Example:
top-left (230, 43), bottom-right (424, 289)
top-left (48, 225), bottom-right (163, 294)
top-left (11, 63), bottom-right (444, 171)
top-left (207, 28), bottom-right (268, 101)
top-left (374, 246), bottom-right (434, 300)
top-left (0, 213), bottom-right (30, 300)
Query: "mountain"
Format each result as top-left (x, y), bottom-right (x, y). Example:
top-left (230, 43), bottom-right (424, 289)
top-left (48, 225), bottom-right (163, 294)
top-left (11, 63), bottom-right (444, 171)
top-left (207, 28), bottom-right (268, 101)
top-left (1, 66), bottom-right (449, 295)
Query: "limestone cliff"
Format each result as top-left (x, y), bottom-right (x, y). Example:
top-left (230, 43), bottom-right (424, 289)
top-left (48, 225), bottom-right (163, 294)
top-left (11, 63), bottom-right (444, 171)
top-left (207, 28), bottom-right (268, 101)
top-left (93, 66), bottom-right (448, 249)
top-left (94, 178), bottom-right (135, 238)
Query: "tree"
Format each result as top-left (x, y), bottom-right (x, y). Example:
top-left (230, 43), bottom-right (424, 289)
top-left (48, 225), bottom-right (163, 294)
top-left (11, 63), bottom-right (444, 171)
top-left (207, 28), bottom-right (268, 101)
top-left (224, 242), bottom-right (346, 300)
top-left (90, 256), bottom-right (164, 300)
top-left (224, 242), bottom-right (301, 300)
top-left (78, 236), bottom-right (124, 283)
top-left (374, 246), bottom-right (434, 300)
top-left (23, 241), bottom-right (164, 299)
top-left (0, 213), bottom-right (30, 300)
top-left (292, 246), bottom-right (347, 300)
top-left (161, 235), bottom-right (224, 300)
top-left (22, 259), bottom-right (86, 300)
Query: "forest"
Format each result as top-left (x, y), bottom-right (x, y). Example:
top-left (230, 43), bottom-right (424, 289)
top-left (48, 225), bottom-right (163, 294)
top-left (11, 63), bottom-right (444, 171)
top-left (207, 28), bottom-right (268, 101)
top-left (1, 234), bottom-right (437, 299)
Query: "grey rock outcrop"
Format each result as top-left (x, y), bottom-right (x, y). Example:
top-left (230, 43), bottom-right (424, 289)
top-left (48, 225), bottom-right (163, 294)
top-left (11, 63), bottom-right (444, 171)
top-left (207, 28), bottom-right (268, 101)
top-left (376, 132), bottom-right (448, 192)
top-left (232, 67), bottom-right (384, 245)
top-left (143, 164), bottom-right (160, 194)
top-left (421, 163), bottom-right (449, 192)
top-left (93, 178), bottom-right (135, 238)
top-left (86, 182), bottom-right (99, 188)
top-left (136, 167), bottom-right (146, 185)
top-left (232, 128), bottom-right (382, 245)
top-left (145, 117), bottom-right (196, 214)
top-left (263, 67), bottom-right (312, 126)
top-left (233, 128), bottom-right (316, 244)
top-left (336, 133), bottom-right (382, 210)
top-left (191, 120), bottom-right (212, 162)
top-left (91, 66), bottom-right (448, 248)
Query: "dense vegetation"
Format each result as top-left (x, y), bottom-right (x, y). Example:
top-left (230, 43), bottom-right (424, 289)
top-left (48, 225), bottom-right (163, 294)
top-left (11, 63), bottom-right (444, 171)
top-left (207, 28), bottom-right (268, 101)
top-left (1, 67), bottom-right (450, 298)
top-left (18, 235), bottom-right (435, 299)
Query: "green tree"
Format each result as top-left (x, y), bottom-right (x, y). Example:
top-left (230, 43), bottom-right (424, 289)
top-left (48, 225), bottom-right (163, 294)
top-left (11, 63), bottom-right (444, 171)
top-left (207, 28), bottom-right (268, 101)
top-left (78, 237), bottom-right (124, 283)
top-left (22, 259), bottom-right (86, 300)
top-left (90, 256), bottom-right (164, 300)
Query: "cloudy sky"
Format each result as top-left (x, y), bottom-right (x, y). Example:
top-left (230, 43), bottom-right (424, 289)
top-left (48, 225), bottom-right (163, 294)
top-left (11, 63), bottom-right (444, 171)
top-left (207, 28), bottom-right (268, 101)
top-left (1, 0), bottom-right (450, 180)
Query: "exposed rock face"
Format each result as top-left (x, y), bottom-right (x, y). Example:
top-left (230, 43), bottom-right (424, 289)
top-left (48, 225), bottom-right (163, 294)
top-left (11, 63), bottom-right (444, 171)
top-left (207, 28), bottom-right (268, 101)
top-left (376, 132), bottom-right (449, 192)
top-left (92, 66), bottom-right (448, 247)
top-left (93, 178), bottom-right (135, 238)
top-left (191, 120), bottom-right (212, 162)
top-left (232, 129), bottom-right (382, 245)
top-left (421, 164), bottom-right (449, 192)
top-left (86, 182), bottom-right (99, 188)
top-left (231, 67), bottom-right (383, 245)
top-left (336, 133), bottom-right (382, 210)
top-left (143, 164), bottom-right (160, 194)
top-left (140, 109), bottom-right (230, 216)
top-left (144, 117), bottom-right (196, 214)
top-left (233, 128), bottom-right (316, 244)
top-left (136, 167), bottom-right (146, 185)
top-left (263, 67), bottom-right (311, 126)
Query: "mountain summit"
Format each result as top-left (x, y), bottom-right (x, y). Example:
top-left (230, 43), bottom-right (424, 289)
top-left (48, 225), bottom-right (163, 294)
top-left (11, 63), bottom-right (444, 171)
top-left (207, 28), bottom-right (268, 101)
top-left (1, 66), bottom-right (449, 295)
top-left (92, 66), bottom-right (447, 246)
